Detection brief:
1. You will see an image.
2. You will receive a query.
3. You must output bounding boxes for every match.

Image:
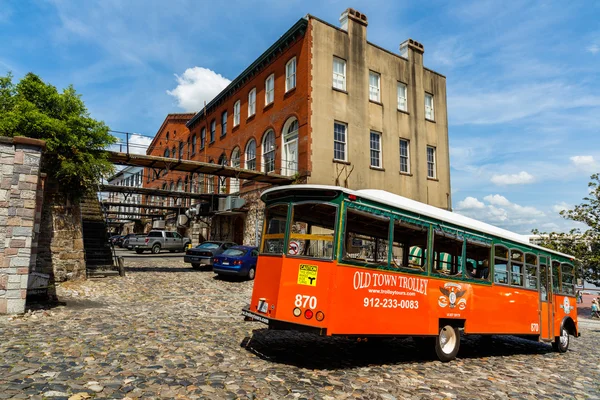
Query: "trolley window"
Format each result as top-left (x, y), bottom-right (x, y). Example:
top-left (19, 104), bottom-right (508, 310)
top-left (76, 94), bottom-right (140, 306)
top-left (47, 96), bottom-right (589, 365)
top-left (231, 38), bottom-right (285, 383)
top-left (433, 230), bottom-right (463, 276)
top-left (261, 204), bottom-right (288, 254)
top-left (494, 245), bottom-right (509, 284)
top-left (561, 263), bottom-right (575, 295)
top-left (288, 203), bottom-right (337, 259)
top-left (343, 208), bottom-right (390, 267)
top-left (391, 219), bottom-right (428, 271)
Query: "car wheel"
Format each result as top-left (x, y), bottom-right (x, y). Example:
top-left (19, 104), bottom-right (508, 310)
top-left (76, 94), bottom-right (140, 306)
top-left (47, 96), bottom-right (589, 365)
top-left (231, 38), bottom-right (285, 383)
top-left (553, 326), bottom-right (569, 353)
top-left (435, 325), bottom-right (460, 362)
top-left (247, 266), bottom-right (256, 280)
top-left (191, 263), bottom-right (200, 269)
top-left (135, 249), bottom-right (144, 254)
top-left (151, 244), bottom-right (161, 254)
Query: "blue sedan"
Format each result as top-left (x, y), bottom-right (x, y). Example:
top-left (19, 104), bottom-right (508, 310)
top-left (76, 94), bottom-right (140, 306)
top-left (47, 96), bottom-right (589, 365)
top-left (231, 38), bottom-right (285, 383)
top-left (213, 246), bottom-right (259, 280)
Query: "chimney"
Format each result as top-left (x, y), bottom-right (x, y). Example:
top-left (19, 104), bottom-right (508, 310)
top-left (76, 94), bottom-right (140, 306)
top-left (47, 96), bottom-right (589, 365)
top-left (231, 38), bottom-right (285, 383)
top-left (400, 38), bottom-right (424, 60)
top-left (339, 8), bottom-right (368, 31)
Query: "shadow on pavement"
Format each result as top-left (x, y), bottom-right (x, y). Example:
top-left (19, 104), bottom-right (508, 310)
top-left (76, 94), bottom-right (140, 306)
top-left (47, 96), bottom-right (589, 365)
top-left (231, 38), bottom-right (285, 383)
top-left (124, 266), bottom-right (201, 273)
top-left (241, 329), bottom-right (553, 369)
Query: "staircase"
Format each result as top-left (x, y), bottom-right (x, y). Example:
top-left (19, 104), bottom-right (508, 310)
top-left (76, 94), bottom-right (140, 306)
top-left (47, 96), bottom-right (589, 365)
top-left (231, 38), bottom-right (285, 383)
top-left (80, 192), bottom-right (120, 277)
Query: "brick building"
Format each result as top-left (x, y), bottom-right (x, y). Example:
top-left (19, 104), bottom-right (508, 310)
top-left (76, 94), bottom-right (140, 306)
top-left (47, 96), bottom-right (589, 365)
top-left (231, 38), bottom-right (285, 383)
top-left (144, 8), bottom-right (451, 246)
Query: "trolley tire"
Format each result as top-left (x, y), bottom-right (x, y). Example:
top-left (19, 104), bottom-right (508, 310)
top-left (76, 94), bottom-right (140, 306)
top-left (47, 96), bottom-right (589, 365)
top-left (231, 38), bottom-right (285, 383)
top-left (553, 326), bottom-right (569, 353)
top-left (151, 244), bottom-right (161, 254)
top-left (191, 263), bottom-right (200, 269)
top-left (247, 266), bottom-right (256, 281)
top-left (435, 325), bottom-right (460, 362)
top-left (135, 249), bottom-right (144, 254)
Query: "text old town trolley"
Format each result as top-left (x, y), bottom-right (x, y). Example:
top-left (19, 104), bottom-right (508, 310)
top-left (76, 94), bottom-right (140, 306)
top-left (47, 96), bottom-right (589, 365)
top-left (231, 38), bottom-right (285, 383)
top-left (242, 185), bottom-right (579, 361)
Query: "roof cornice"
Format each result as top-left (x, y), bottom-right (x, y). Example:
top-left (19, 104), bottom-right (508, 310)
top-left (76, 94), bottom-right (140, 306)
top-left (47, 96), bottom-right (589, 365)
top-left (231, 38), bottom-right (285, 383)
top-left (187, 17), bottom-right (308, 129)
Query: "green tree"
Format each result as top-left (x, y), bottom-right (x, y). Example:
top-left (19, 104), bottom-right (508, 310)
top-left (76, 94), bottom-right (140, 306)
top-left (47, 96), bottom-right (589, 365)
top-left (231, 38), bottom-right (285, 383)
top-left (533, 174), bottom-right (600, 286)
top-left (0, 72), bottom-right (115, 195)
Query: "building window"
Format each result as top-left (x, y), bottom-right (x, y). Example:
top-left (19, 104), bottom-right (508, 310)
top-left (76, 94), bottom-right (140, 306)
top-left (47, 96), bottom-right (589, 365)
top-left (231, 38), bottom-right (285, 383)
top-left (245, 139), bottom-right (256, 170)
top-left (286, 57), bottom-right (296, 92)
top-left (427, 146), bottom-right (436, 178)
top-left (425, 93), bottom-right (434, 120)
top-left (172, 146), bottom-right (176, 158)
top-left (221, 111), bottom-right (227, 137)
top-left (369, 71), bottom-right (380, 102)
top-left (262, 129), bottom-right (275, 173)
top-left (397, 82), bottom-right (407, 112)
top-left (333, 122), bottom-right (347, 162)
top-left (164, 148), bottom-right (170, 158)
top-left (230, 147), bottom-right (240, 193)
top-left (399, 139), bottom-right (410, 174)
top-left (248, 88), bottom-right (256, 117)
top-left (233, 100), bottom-right (240, 127)
top-left (200, 128), bottom-right (206, 149)
top-left (179, 142), bottom-right (184, 159)
top-left (370, 131), bottom-right (381, 168)
top-left (191, 135), bottom-right (197, 155)
top-left (265, 74), bottom-right (274, 105)
top-left (218, 154), bottom-right (228, 194)
top-left (282, 117), bottom-right (298, 176)
top-left (210, 120), bottom-right (216, 143)
top-left (333, 57), bottom-right (346, 91)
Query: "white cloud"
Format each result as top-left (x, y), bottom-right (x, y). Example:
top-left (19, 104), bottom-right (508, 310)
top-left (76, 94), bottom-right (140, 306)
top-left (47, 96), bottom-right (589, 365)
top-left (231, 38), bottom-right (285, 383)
top-left (456, 196), bottom-right (485, 209)
top-left (483, 194), bottom-right (511, 207)
top-left (588, 44), bottom-right (599, 55)
top-left (128, 133), bottom-right (153, 155)
top-left (167, 67), bottom-right (230, 112)
top-left (570, 155), bottom-right (597, 172)
top-left (490, 171), bottom-right (534, 185)
top-left (552, 202), bottom-right (571, 213)
top-left (454, 194), bottom-right (547, 234)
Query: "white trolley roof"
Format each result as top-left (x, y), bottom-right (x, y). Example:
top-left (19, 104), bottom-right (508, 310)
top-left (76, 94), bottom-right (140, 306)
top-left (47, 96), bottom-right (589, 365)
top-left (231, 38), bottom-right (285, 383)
top-left (261, 185), bottom-right (575, 260)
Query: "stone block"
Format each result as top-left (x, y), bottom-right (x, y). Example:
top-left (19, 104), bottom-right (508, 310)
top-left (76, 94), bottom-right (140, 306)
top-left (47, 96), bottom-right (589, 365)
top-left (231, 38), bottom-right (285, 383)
top-left (24, 153), bottom-right (41, 166)
top-left (20, 219), bottom-right (33, 228)
top-left (18, 248), bottom-right (32, 257)
top-left (7, 298), bottom-right (25, 314)
top-left (21, 276), bottom-right (28, 289)
top-left (5, 248), bottom-right (18, 256)
top-left (24, 199), bottom-right (35, 209)
top-left (7, 281), bottom-right (21, 290)
top-left (14, 165), bottom-right (32, 175)
top-left (9, 257), bottom-right (30, 267)
top-left (8, 274), bottom-right (21, 283)
top-left (2, 164), bottom-right (14, 175)
top-left (0, 273), bottom-right (6, 290)
top-left (14, 150), bottom-right (23, 165)
top-left (17, 208), bottom-right (35, 218)
top-left (0, 189), bottom-right (6, 202)
top-left (12, 227), bottom-right (32, 237)
top-left (10, 238), bottom-right (26, 247)
top-left (18, 182), bottom-right (36, 191)
top-left (20, 190), bottom-right (37, 200)
top-left (16, 268), bottom-right (28, 275)
top-left (7, 217), bottom-right (22, 226)
top-left (0, 298), bottom-right (6, 314)
top-left (73, 238), bottom-right (84, 250)
top-left (1, 178), bottom-right (11, 189)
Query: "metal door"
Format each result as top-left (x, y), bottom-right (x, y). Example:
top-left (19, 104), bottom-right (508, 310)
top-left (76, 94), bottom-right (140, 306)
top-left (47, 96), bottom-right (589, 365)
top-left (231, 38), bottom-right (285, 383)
top-left (539, 256), bottom-right (553, 340)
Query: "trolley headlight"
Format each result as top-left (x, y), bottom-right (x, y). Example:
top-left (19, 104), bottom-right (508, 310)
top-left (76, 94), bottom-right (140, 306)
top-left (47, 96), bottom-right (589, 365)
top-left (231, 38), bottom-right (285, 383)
top-left (293, 307), bottom-right (301, 317)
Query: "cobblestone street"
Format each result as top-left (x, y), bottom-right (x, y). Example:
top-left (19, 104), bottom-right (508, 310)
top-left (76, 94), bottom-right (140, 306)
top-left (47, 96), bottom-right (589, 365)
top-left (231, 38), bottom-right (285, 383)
top-left (1, 250), bottom-right (599, 399)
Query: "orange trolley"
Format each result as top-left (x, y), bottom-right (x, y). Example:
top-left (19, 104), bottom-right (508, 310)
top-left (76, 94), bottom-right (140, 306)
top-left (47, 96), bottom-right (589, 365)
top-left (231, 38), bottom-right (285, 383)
top-left (242, 185), bottom-right (579, 362)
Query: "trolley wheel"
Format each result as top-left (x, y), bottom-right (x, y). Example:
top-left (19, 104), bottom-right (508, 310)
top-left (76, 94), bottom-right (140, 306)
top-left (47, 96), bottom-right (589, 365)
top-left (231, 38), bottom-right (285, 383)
top-left (151, 244), bottom-right (161, 254)
top-left (435, 325), bottom-right (460, 362)
top-left (135, 249), bottom-right (144, 254)
top-left (247, 266), bottom-right (256, 280)
top-left (552, 326), bottom-right (569, 353)
top-left (191, 263), bottom-right (200, 269)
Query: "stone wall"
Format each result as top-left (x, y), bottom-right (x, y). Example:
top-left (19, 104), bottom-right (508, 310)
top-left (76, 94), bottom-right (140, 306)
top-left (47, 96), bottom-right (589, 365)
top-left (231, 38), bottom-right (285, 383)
top-left (0, 137), bottom-right (45, 315)
top-left (36, 184), bottom-right (86, 283)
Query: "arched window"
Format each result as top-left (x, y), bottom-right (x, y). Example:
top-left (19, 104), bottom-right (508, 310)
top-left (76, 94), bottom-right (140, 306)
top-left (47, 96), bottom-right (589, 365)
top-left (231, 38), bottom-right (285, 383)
top-left (190, 173), bottom-right (197, 193)
top-left (172, 146), bottom-right (176, 158)
top-left (218, 153), bottom-right (228, 194)
top-left (207, 160), bottom-right (215, 194)
top-left (176, 179), bottom-right (183, 205)
top-left (169, 182), bottom-right (175, 206)
top-left (191, 135), bottom-right (197, 155)
top-left (245, 139), bottom-right (256, 170)
top-left (282, 117), bottom-right (298, 176)
top-left (230, 147), bottom-right (240, 193)
top-left (164, 148), bottom-right (170, 158)
top-left (262, 129), bottom-right (275, 173)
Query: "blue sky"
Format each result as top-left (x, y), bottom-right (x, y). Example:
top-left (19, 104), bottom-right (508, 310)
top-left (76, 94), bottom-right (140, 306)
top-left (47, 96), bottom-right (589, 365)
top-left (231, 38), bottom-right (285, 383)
top-left (1, 0), bottom-right (599, 235)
